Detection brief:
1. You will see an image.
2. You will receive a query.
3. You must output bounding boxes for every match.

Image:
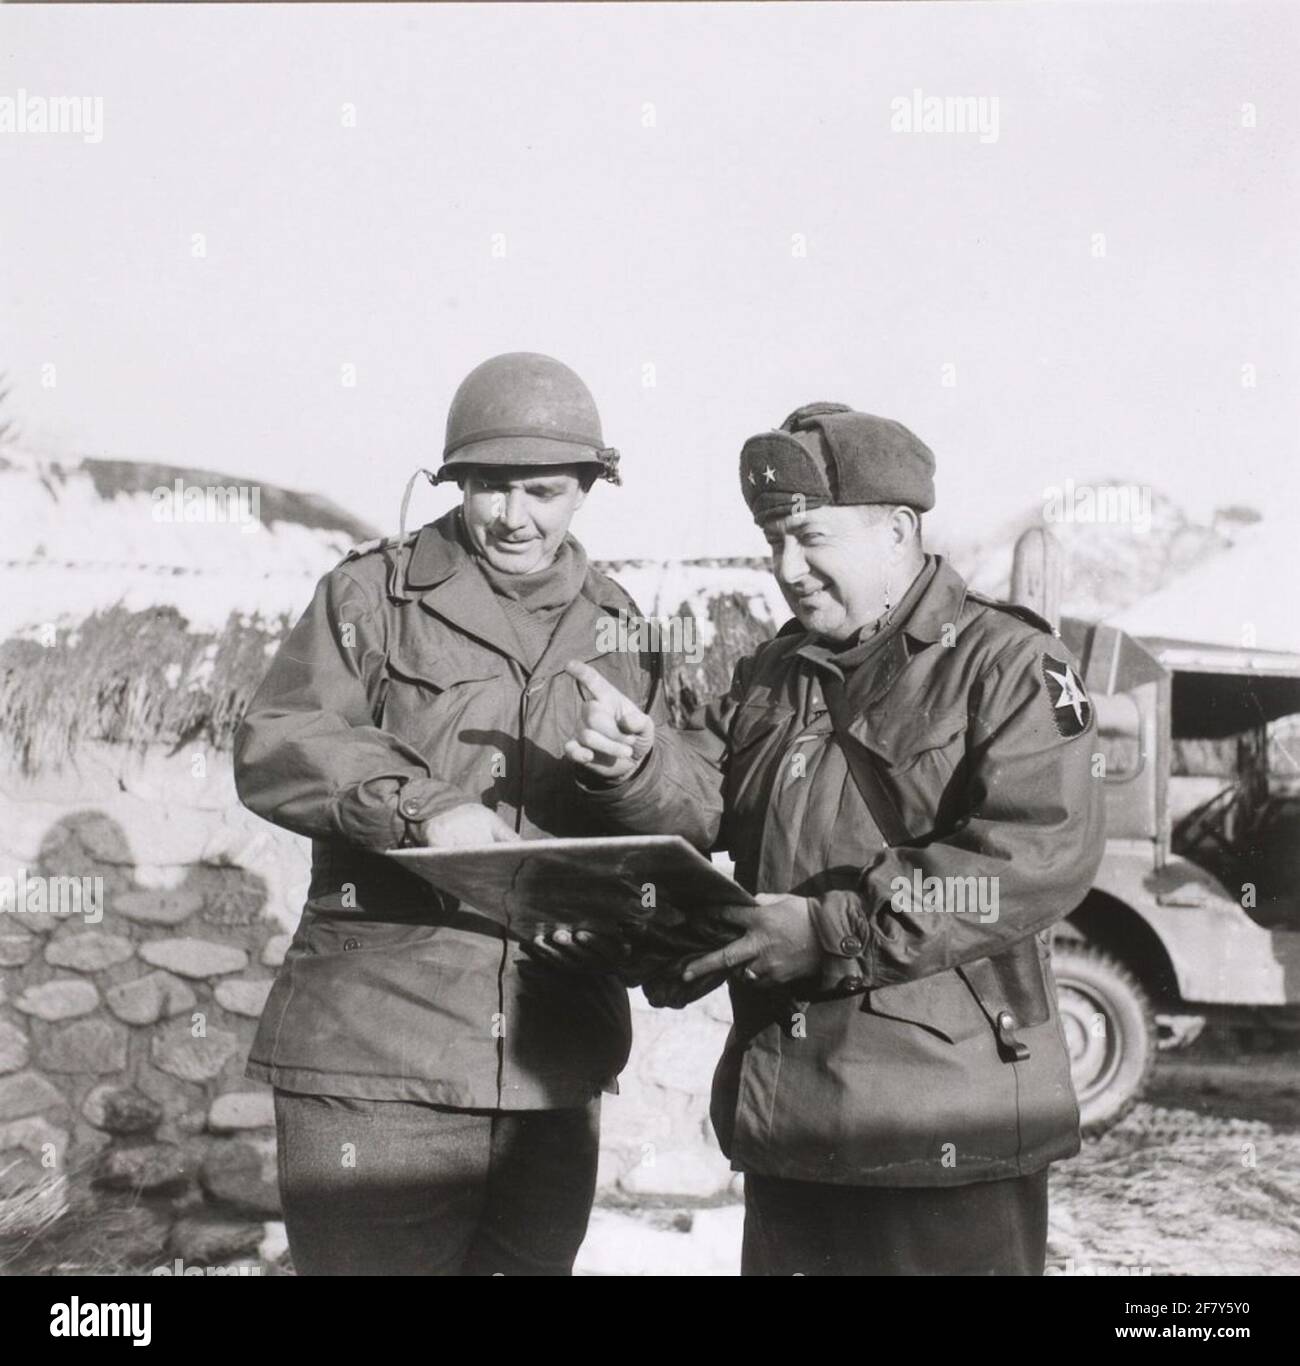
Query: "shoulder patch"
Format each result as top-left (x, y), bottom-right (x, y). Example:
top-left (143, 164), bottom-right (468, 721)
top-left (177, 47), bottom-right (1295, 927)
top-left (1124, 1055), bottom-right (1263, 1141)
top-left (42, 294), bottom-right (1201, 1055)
top-left (1041, 654), bottom-right (1092, 737)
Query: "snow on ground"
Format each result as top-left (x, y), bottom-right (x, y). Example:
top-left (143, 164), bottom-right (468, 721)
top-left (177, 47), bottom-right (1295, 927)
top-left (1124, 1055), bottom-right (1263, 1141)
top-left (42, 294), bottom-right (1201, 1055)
top-left (575, 1043), bottom-right (1300, 1276)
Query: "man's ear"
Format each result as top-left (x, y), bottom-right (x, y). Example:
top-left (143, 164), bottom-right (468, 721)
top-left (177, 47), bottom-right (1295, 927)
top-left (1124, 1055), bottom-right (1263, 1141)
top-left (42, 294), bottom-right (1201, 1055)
top-left (889, 504), bottom-right (920, 554)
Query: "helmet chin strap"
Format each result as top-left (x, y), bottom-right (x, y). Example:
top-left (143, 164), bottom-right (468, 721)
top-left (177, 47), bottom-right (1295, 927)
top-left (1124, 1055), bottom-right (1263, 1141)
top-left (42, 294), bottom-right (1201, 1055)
top-left (399, 467), bottom-right (438, 542)
top-left (386, 466), bottom-right (438, 602)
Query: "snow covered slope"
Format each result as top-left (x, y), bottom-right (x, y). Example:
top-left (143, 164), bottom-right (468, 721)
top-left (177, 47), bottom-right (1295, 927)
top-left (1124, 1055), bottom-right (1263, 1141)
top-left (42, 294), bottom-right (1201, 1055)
top-left (0, 449), bottom-right (378, 639)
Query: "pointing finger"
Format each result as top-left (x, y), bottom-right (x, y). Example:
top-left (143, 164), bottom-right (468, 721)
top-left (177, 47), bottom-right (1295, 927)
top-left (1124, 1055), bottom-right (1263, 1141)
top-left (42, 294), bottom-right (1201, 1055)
top-left (565, 660), bottom-right (628, 705)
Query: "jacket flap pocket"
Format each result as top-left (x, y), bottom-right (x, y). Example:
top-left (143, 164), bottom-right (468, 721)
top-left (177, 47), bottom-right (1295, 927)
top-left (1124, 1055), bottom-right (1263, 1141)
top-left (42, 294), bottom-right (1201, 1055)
top-left (300, 913), bottom-right (440, 956)
top-left (858, 706), bottom-right (967, 767)
top-left (386, 645), bottom-right (505, 692)
top-left (729, 697), bottom-right (796, 754)
top-left (959, 944), bottom-right (1053, 1029)
top-left (865, 968), bottom-right (989, 1043)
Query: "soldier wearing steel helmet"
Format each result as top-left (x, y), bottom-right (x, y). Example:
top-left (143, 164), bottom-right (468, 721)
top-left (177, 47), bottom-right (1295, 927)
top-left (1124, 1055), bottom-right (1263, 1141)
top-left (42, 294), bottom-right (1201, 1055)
top-left (565, 402), bottom-right (1106, 1276)
top-left (234, 353), bottom-right (663, 1276)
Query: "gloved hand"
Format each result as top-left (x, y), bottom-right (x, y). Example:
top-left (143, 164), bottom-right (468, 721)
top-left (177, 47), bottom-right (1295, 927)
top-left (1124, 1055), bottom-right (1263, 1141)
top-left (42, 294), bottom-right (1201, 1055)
top-left (523, 927), bottom-right (633, 975)
top-left (638, 960), bottom-right (731, 1009)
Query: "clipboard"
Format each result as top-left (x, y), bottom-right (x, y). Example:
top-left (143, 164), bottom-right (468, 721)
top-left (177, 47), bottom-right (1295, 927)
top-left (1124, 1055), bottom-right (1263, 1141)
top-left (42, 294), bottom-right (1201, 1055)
top-left (386, 834), bottom-right (755, 940)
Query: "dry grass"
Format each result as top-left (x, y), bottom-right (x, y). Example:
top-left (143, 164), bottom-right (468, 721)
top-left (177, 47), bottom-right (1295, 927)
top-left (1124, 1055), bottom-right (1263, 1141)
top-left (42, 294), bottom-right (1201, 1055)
top-left (0, 1157), bottom-right (146, 1276)
top-left (0, 1162), bottom-right (291, 1277)
top-left (0, 605), bottom-right (288, 774)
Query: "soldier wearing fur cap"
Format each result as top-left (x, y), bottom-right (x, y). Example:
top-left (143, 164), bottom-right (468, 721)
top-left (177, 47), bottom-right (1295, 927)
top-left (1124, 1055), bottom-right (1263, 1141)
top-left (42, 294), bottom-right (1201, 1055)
top-left (566, 401), bottom-right (1106, 1275)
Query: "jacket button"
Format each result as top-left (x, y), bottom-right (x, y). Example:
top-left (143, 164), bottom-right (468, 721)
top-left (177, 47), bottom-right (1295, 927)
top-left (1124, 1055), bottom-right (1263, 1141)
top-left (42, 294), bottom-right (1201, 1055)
top-left (841, 974), bottom-right (866, 994)
top-left (401, 800), bottom-right (420, 817)
top-left (839, 935), bottom-right (863, 956)
top-left (343, 937), bottom-right (361, 951)
top-left (997, 1009), bottom-right (1017, 1031)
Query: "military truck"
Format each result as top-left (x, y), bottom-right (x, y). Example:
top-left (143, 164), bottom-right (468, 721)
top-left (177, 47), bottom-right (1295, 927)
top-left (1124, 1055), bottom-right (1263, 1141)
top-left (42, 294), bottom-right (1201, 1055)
top-left (1013, 531), bottom-right (1300, 1133)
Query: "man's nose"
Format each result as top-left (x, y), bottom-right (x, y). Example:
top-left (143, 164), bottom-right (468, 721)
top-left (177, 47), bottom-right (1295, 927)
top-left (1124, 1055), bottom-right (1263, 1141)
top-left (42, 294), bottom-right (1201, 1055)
top-left (497, 490), bottom-right (528, 528)
top-left (775, 539), bottom-right (807, 585)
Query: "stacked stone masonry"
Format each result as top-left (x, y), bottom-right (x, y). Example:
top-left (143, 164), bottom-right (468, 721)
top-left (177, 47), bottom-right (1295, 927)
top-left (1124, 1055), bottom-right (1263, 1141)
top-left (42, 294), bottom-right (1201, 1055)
top-left (0, 743), bottom-right (735, 1270)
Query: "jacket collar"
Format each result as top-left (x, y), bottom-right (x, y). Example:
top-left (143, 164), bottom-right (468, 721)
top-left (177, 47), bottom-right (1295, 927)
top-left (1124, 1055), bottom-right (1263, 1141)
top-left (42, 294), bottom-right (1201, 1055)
top-left (793, 555), bottom-right (970, 708)
top-left (791, 556), bottom-right (968, 656)
top-left (897, 555), bottom-right (969, 646)
top-left (400, 508), bottom-right (627, 673)
top-left (403, 508), bottom-right (467, 590)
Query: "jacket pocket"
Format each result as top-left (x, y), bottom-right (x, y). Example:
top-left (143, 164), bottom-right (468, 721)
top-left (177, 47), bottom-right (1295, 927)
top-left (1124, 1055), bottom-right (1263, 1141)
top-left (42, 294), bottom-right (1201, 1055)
top-left (959, 939), bottom-right (1054, 1032)
top-left (298, 913), bottom-right (440, 958)
top-left (728, 698), bottom-right (796, 759)
top-left (380, 646), bottom-right (508, 737)
top-left (865, 968), bottom-right (989, 1044)
top-left (385, 646), bottom-right (504, 695)
top-left (858, 705), bottom-right (968, 770)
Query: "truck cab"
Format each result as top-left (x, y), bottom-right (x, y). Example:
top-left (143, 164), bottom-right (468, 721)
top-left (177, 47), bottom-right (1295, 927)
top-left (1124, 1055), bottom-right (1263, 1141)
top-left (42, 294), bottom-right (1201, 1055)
top-left (1052, 618), bottom-right (1300, 1131)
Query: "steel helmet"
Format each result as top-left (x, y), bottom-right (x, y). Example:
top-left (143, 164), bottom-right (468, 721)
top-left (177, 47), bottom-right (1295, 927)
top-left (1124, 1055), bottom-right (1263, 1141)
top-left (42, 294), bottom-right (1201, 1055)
top-left (436, 352), bottom-right (620, 484)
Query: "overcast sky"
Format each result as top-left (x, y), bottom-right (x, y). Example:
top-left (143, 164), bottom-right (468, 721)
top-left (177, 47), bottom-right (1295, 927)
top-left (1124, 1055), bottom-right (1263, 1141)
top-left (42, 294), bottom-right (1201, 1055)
top-left (2, 2), bottom-right (1296, 560)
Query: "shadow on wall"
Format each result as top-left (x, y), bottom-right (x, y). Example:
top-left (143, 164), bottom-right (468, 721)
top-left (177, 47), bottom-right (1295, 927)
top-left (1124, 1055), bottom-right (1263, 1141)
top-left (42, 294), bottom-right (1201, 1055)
top-left (1, 809), bottom-right (288, 1274)
top-left (29, 809), bottom-right (273, 929)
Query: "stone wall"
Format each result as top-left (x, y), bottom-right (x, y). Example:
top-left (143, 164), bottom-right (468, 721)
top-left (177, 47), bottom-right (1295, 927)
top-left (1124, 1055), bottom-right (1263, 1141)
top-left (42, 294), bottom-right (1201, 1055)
top-left (0, 741), bottom-right (732, 1270)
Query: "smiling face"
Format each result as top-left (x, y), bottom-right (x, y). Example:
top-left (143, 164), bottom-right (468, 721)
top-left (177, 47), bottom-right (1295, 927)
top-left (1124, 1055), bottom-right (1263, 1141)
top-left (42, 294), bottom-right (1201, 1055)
top-left (762, 503), bottom-right (922, 641)
top-left (459, 465), bottom-right (589, 575)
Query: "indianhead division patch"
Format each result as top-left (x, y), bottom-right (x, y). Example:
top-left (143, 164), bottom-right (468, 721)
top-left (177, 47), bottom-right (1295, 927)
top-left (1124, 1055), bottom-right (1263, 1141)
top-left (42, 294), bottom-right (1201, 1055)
top-left (1041, 654), bottom-right (1092, 737)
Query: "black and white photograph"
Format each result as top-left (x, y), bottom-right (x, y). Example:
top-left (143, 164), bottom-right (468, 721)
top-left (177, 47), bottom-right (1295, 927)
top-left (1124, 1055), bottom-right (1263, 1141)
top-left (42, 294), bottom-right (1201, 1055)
top-left (0, 0), bottom-right (1296, 1310)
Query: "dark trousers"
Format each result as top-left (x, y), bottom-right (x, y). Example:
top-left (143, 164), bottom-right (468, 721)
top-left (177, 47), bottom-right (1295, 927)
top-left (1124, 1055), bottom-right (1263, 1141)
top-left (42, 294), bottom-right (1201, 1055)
top-left (742, 1169), bottom-right (1049, 1276)
top-left (274, 1090), bottom-right (600, 1276)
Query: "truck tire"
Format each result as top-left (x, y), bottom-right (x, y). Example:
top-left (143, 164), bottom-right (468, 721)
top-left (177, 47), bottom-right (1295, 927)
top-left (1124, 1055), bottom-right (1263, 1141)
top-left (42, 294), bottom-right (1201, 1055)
top-left (1051, 943), bottom-right (1156, 1136)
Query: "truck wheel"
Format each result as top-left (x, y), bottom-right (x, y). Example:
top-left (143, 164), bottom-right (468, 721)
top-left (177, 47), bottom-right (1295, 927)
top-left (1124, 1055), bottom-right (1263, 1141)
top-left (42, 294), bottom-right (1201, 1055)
top-left (1051, 944), bottom-right (1156, 1136)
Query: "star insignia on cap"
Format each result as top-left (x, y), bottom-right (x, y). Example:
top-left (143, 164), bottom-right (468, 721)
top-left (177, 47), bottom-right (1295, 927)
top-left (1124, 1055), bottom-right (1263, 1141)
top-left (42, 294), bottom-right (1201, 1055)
top-left (763, 465), bottom-right (777, 484)
top-left (1042, 656), bottom-right (1091, 737)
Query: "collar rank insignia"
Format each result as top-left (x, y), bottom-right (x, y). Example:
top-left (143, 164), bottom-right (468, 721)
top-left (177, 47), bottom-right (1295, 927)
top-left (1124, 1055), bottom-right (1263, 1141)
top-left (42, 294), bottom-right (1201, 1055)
top-left (1042, 655), bottom-right (1092, 737)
